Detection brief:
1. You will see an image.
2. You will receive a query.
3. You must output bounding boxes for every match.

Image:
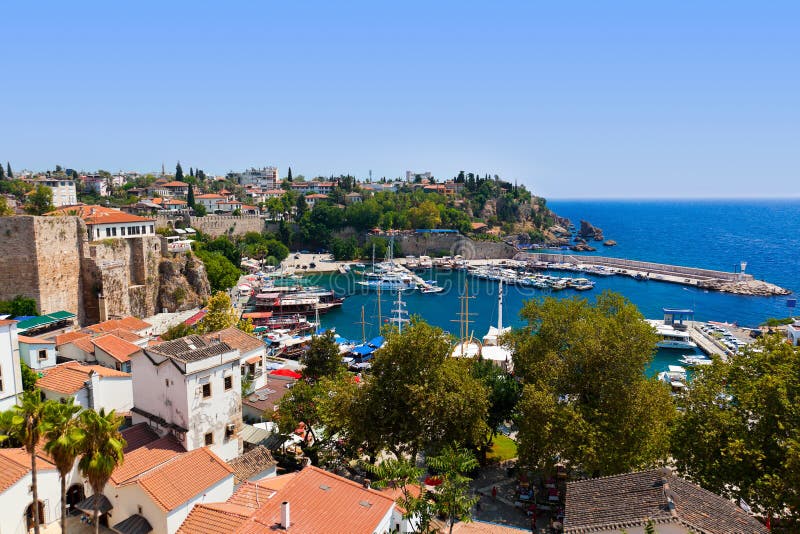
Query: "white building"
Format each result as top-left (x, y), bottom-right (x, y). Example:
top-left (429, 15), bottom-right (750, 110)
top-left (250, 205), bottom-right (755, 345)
top-left (0, 448), bottom-right (62, 534)
top-left (788, 318), bottom-right (800, 346)
top-left (105, 443), bottom-right (234, 534)
top-left (195, 193), bottom-right (227, 212)
top-left (0, 320), bottom-right (24, 411)
top-left (35, 178), bottom-right (78, 206)
top-left (36, 361), bottom-right (133, 413)
top-left (47, 205), bottom-right (156, 241)
top-left (406, 170), bottom-right (432, 182)
top-left (228, 167), bottom-right (279, 189)
top-left (17, 334), bottom-right (57, 370)
top-left (131, 334), bottom-right (244, 461)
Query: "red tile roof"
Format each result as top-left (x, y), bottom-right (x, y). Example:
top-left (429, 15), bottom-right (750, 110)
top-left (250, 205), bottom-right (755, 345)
top-left (234, 466), bottom-right (395, 534)
top-left (71, 336), bottom-right (96, 355)
top-left (88, 316), bottom-right (152, 333)
top-left (177, 503), bottom-right (251, 534)
top-left (0, 448), bottom-right (56, 493)
top-left (0, 319), bottom-right (17, 326)
top-left (226, 480), bottom-right (280, 509)
top-left (92, 334), bottom-right (142, 362)
top-left (17, 334), bottom-right (53, 344)
top-left (110, 435), bottom-right (185, 486)
top-left (161, 181), bottom-right (189, 188)
top-left (121, 423), bottom-right (161, 453)
top-left (137, 448), bottom-right (234, 512)
top-left (46, 204), bottom-right (154, 225)
top-left (37, 361), bottom-right (130, 395)
top-left (197, 193), bottom-right (226, 199)
top-left (202, 327), bottom-right (264, 356)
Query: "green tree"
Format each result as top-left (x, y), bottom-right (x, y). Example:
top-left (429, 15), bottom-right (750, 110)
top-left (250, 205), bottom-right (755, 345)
top-left (295, 194), bottom-right (308, 219)
top-left (330, 236), bottom-right (359, 261)
top-left (427, 444), bottom-right (480, 534)
top-left (7, 162), bottom-right (13, 179)
top-left (78, 408), bottom-right (126, 534)
top-left (199, 291), bottom-right (238, 333)
top-left (21, 362), bottom-right (38, 391)
top-left (43, 399), bottom-right (84, 534)
top-left (352, 319), bottom-right (489, 460)
top-left (471, 359), bottom-right (521, 457)
top-left (364, 458), bottom-right (437, 533)
top-left (287, 167), bottom-right (293, 182)
top-left (509, 292), bottom-right (675, 476)
top-left (195, 249), bottom-right (240, 291)
top-left (0, 196), bottom-right (11, 216)
top-left (9, 391), bottom-right (48, 534)
top-left (175, 162), bottom-right (184, 182)
top-left (193, 203), bottom-right (207, 216)
top-left (671, 335), bottom-right (800, 526)
top-left (160, 322), bottom-right (195, 341)
top-left (0, 162), bottom-right (5, 180)
top-left (25, 185), bottom-right (54, 215)
top-left (301, 331), bottom-right (345, 382)
top-left (187, 183), bottom-right (195, 207)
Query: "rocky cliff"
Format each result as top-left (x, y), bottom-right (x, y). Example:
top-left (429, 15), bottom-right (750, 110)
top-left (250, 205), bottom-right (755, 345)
top-left (578, 220), bottom-right (604, 241)
top-left (157, 252), bottom-right (212, 312)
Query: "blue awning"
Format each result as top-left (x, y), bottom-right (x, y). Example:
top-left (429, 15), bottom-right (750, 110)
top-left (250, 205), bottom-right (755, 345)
top-left (367, 336), bottom-right (384, 348)
top-left (663, 308), bottom-right (694, 314)
top-left (351, 345), bottom-right (374, 356)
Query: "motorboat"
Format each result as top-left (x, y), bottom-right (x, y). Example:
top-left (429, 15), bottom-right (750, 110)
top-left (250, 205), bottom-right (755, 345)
top-left (647, 320), bottom-right (698, 350)
top-left (658, 365), bottom-right (687, 394)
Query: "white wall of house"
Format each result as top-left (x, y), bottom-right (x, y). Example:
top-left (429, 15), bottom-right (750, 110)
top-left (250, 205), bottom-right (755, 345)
top-left (0, 467), bottom-right (61, 534)
top-left (41, 386), bottom-right (90, 408)
top-left (18, 340), bottom-right (57, 371)
top-left (91, 374), bottom-right (134, 412)
top-left (89, 221), bottom-right (156, 241)
top-left (106, 483), bottom-right (168, 534)
top-left (165, 476), bottom-right (234, 534)
top-left (130, 351), bottom-right (242, 461)
top-left (40, 179), bottom-right (78, 207)
top-left (94, 345), bottom-right (135, 372)
top-left (56, 342), bottom-right (92, 363)
top-left (0, 323), bottom-right (23, 411)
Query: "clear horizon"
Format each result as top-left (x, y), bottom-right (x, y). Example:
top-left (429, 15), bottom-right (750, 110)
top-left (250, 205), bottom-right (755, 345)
top-left (2, 1), bottom-right (798, 199)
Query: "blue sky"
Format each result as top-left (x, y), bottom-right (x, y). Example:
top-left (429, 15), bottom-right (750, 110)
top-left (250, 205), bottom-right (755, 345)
top-left (2, 1), bottom-right (798, 198)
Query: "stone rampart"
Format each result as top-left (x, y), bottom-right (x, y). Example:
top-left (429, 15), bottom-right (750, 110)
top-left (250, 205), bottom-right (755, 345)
top-left (394, 233), bottom-right (517, 259)
top-left (155, 214), bottom-right (265, 237)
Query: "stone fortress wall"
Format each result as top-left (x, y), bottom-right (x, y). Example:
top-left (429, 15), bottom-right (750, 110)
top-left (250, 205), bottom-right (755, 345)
top-left (0, 216), bottom-right (206, 325)
top-left (155, 214), bottom-right (265, 238)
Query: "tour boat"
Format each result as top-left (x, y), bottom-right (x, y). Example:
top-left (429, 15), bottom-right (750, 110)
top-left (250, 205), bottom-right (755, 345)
top-left (647, 320), bottom-right (698, 350)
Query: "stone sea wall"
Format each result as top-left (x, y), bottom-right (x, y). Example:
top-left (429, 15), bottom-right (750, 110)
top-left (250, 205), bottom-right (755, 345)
top-left (394, 233), bottom-right (517, 259)
top-left (155, 214), bottom-right (265, 237)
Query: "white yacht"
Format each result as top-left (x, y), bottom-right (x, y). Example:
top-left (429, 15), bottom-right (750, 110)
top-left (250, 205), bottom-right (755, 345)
top-left (647, 320), bottom-right (698, 350)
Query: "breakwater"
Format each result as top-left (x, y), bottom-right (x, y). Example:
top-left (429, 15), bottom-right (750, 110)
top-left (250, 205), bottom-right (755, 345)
top-left (514, 252), bottom-right (790, 296)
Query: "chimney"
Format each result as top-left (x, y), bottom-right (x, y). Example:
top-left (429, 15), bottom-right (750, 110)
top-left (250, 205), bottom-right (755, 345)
top-left (281, 501), bottom-right (290, 529)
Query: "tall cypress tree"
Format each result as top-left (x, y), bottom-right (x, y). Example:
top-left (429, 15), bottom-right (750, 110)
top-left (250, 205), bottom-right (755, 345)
top-left (6, 162), bottom-right (13, 179)
top-left (0, 163), bottom-right (5, 180)
top-left (175, 162), bottom-right (184, 182)
top-left (187, 183), bottom-right (195, 207)
top-left (287, 167), bottom-right (293, 182)
top-left (189, 167), bottom-right (194, 177)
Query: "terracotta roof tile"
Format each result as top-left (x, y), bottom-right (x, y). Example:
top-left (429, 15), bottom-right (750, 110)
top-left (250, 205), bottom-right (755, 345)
top-left (202, 327), bottom-right (264, 356)
top-left (177, 503), bottom-right (250, 534)
top-left (37, 361), bottom-right (130, 395)
top-left (88, 316), bottom-right (152, 333)
top-left (0, 319), bottom-right (17, 326)
top-left (137, 448), bottom-right (234, 512)
top-left (0, 448), bottom-right (56, 493)
top-left (104, 328), bottom-right (145, 344)
top-left (452, 521), bottom-right (531, 533)
top-left (46, 204), bottom-right (154, 224)
top-left (71, 336), bottom-right (96, 354)
top-left (110, 435), bottom-right (185, 486)
top-left (17, 334), bottom-right (53, 344)
top-left (234, 466), bottom-right (395, 534)
top-left (227, 446), bottom-right (276, 485)
top-left (55, 331), bottom-right (91, 346)
top-left (226, 479), bottom-right (282, 509)
top-left (161, 181), bottom-right (189, 188)
top-left (92, 334), bottom-right (142, 362)
top-left (564, 469), bottom-right (768, 534)
top-left (121, 423), bottom-right (161, 453)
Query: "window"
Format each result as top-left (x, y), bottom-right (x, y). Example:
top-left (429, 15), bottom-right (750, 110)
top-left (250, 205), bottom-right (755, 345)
top-left (38, 349), bottom-right (48, 361)
top-left (202, 383), bottom-right (211, 398)
top-left (106, 228), bottom-right (111, 237)
top-left (225, 424), bottom-right (235, 439)
top-left (224, 375), bottom-right (233, 390)
top-left (204, 432), bottom-right (213, 446)
top-left (149, 225), bottom-right (154, 233)
top-left (111, 227), bottom-right (117, 237)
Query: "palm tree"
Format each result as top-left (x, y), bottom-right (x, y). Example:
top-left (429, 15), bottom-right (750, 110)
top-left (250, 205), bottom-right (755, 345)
top-left (78, 409), bottom-right (126, 534)
top-left (365, 458), bottom-right (437, 534)
top-left (426, 445), bottom-right (479, 534)
top-left (43, 399), bottom-right (84, 534)
top-left (11, 390), bottom-right (48, 534)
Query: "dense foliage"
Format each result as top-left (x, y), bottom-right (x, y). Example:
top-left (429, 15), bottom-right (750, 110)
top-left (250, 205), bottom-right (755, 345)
top-left (0, 295), bottom-right (38, 317)
top-left (671, 336), bottom-right (800, 528)
top-left (508, 291), bottom-right (675, 476)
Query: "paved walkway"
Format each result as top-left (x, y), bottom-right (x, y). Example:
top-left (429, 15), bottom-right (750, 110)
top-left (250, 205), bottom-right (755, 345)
top-left (470, 465), bottom-right (552, 532)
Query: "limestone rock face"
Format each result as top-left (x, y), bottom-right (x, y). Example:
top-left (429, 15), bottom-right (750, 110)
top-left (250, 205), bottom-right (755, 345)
top-left (578, 220), bottom-right (604, 241)
top-left (157, 253), bottom-right (211, 312)
top-left (698, 279), bottom-right (791, 296)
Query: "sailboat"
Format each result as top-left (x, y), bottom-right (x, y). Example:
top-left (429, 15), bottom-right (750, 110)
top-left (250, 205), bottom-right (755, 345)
top-left (480, 280), bottom-right (513, 371)
top-left (357, 238), bottom-right (416, 291)
top-left (388, 289), bottom-right (410, 333)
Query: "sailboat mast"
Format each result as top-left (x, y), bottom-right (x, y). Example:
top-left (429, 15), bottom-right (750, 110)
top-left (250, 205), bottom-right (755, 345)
top-left (377, 285), bottom-right (382, 329)
top-left (498, 279), bottom-right (503, 330)
top-left (361, 306), bottom-right (366, 344)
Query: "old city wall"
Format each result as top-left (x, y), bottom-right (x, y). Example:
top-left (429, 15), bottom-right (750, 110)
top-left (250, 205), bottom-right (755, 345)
top-left (0, 216), bottom-right (86, 318)
top-left (395, 233), bottom-right (517, 259)
top-left (81, 237), bottom-right (163, 324)
top-left (155, 214), bottom-right (265, 238)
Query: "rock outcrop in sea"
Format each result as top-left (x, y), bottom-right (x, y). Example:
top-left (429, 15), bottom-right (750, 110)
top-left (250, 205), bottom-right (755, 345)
top-left (578, 220), bottom-right (604, 241)
top-left (698, 279), bottom-right (792, 297)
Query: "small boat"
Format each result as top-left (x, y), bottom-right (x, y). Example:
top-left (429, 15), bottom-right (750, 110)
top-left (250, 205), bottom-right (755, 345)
top-left (680, 354), bottom-right (713, 366)
top-left (658, 365), bottom-right (687, 394)
top-left (421, 286), bottom-right (444, 294)
top-left (647, 320), bottom-right (698, 350)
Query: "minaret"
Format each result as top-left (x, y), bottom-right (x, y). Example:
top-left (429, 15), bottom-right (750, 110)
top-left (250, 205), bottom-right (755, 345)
top-left (161, 162), bottom-right (165, 177)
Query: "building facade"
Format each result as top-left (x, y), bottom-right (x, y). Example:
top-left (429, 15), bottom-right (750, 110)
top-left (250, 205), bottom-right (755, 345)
top-left (0, 320), bottom-right (24, 411)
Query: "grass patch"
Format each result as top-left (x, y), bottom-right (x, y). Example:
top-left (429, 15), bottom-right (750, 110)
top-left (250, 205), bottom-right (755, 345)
top-left (487, 434), bottom-right (518, 462)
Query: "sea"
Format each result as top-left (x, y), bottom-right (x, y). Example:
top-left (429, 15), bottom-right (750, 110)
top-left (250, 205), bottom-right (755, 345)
top-left (308, 199), bottom-right (800, 376)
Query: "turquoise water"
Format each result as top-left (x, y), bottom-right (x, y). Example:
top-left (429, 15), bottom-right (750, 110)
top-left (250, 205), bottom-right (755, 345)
top-left (307, 200), bottom-right (800, 376)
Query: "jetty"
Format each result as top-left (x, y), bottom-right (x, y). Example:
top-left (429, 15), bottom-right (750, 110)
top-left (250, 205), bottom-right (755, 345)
top-left (513, 252), bottom-right (790, 296)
